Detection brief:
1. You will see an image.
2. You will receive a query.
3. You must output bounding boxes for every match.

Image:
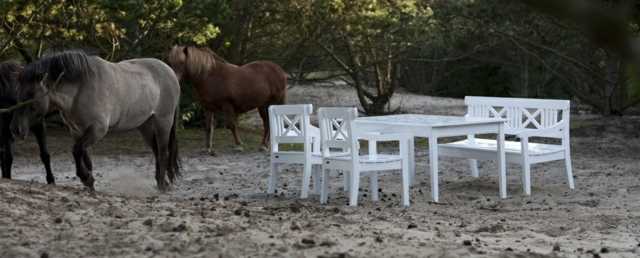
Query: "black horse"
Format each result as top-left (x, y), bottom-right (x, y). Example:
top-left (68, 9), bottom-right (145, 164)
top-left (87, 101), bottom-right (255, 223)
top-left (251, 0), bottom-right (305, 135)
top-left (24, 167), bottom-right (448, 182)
top-left (0, 60), bottom-right (53, 183)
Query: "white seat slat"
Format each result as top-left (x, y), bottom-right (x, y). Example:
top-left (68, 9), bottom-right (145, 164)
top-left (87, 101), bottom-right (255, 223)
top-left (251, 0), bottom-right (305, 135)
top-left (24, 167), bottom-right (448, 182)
top-left (444, 139), bottom-right (565, 156)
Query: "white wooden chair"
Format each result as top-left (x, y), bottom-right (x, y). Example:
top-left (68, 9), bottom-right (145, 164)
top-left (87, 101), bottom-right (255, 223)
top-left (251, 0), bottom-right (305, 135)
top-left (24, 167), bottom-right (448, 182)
top-left (268, 104), bottom-right (322, 198)
top-left (317, 107), bottom-right (412, 206)
top-left (438, 96), bottom-right (574, 195)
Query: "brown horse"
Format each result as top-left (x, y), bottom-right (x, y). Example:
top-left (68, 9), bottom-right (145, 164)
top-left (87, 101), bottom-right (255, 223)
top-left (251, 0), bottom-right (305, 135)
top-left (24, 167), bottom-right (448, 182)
top-left (168, 46), bottom-right (287, 154)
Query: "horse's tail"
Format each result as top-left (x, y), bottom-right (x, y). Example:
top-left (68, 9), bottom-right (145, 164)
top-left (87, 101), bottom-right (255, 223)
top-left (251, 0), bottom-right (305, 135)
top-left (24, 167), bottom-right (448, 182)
top-left (167, 104), bottom-right (181, 183)
top-left (279, 85), bottom-right (288, 105)
top-left (278, 68), bottom-right (288, 104)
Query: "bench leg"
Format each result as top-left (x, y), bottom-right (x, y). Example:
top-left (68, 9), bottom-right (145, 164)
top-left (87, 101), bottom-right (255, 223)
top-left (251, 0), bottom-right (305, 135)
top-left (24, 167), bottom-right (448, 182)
top-left (469, 159), bottom-right (479, 177)
top-left (564, 153), bottom-right (574, 189)
top-left (522, 163), bottom-right (532, 195)
top-left (370, 171), bottom-right (378, 201)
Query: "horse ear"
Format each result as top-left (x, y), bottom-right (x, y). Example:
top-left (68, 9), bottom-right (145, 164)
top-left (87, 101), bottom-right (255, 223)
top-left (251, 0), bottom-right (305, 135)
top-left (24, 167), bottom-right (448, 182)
top-left (38, 72), bottom-right (48, 82)
top-left (10, 71), bottom-right (19, 81)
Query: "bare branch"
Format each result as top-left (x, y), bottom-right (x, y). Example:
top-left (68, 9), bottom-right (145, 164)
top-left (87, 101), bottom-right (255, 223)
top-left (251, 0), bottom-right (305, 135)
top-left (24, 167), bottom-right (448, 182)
top-left (0, 71), bottom-right (64, 114)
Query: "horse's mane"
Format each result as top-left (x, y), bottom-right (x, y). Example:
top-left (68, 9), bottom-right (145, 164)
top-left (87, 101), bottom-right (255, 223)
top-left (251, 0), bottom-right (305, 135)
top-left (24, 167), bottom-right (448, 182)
top-left (169, 46), bottom-right (228, 81)
top-left (18, 50), bottom-right (94, 86)
top-left (0, 60), bottom-right (25, 98)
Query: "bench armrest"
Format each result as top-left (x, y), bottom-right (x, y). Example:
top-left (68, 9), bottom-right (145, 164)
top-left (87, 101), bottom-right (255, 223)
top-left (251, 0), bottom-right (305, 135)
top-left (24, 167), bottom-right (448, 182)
top-left (515, 120), bottom-right (567, 138)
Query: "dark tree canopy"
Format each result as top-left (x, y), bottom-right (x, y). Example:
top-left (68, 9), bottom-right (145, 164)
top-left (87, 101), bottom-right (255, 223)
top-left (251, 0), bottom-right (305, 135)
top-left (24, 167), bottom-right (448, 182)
top-left (2, 0), bottom-right (640, 117)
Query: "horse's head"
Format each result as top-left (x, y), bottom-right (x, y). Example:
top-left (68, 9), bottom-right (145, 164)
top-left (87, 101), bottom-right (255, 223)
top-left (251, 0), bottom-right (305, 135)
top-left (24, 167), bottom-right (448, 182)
top-left (0, 60), bottom-right (24, 100)
top-left (10, 71), bottom-right (51, 140)
top-left (168, 46), bottom-right (188, 80)
top-left (167, 46), bottom-right (216, 82)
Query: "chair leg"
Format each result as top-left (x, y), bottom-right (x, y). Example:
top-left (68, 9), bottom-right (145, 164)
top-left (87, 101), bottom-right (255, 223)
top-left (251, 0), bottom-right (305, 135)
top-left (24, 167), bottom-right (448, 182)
top-left (312, 165), bottom-right (321, 195)
top-left (349, 170), bottom-right (360, 206)
top-left (320, 167), bottom-right (330, 204)
top-left (343, 171), bottom-right (350, 192)
top-left (469, 159), bottom-right (479, 178)
top-left (370, 171), bottom-right (378, 201)
top-left (564, 154), bottom-right (574, 189)
top-left (300, 162), bottom-right (312, 199)
top-left (268, 162), bottom-right (278, 194)
top-left (301, 162), bottom-right (312, 198)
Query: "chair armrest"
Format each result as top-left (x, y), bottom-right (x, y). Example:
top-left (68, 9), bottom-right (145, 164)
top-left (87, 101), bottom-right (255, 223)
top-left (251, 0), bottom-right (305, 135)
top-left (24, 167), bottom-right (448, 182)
top-left (515, 120), bottom-right (567, 138)
top-left (309, 126), bottom-right (321, 136)
top-left (308, 126), bottom-right (322, 153)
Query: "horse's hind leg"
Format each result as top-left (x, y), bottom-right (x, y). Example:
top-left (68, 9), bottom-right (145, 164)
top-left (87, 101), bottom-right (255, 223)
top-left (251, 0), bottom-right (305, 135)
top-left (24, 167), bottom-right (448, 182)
top-left (223, 105), bottom-right (244, 152)
top-left (71, 125), bottom-right (106, 191)
top-left (30, 119), bottom-right (54, 184)
top-left (137, 121), bottom-right (168, 191)
top-left (0, 125), bottom-right (13, 179)
top-left (203, 109), bottom-right (216, 155)
top-left (257, 106), bottom-right (270, 152)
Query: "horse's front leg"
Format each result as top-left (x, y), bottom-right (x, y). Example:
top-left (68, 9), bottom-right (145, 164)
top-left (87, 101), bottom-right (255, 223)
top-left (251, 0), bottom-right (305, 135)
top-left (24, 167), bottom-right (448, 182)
top-left (257, 106), bottom-right (270, 152)
top-left (30, 119), bottom-right (54, 184)
top-left (0, 125), bottom-right (13, 179)
top-left (203, 109), bottom-right (216, 155)
top-left (223, 105), bottom-right (243, 152)
top-left (72, 125), bottom-right (105, 191)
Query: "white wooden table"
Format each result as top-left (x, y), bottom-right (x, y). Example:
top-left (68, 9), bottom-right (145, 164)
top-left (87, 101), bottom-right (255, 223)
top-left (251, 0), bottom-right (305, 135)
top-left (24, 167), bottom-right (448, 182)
top-left (356, 114), bottom-right (506, 203)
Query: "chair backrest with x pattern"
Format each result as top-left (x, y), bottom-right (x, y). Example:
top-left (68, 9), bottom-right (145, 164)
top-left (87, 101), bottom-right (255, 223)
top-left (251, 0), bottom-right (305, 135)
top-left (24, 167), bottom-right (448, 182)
top-left (269, 104), bottom-right (315, 152)
top-left (465, 96), bottom-right (570, 138)
top-left (317, 107), bottom-right (358, 157)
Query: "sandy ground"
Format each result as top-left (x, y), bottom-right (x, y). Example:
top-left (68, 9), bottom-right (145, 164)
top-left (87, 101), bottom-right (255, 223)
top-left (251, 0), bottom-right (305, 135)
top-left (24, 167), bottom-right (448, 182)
top-left (1, 82), bottom-right (640, 257)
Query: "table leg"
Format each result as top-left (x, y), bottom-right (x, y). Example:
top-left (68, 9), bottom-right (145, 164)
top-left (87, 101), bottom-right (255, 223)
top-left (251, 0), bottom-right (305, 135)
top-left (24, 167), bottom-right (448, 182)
top-left (409, 138), bottom-right (416, 186)
top-left (497, 123), bottom-right (507, 199)
top-left (429, 136), bottom-right (439, 203)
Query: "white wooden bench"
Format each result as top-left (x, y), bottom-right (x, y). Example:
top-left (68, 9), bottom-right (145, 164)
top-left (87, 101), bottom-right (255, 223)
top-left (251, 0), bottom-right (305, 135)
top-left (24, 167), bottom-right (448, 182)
top-left (438, 96), bottom-right (574, 196)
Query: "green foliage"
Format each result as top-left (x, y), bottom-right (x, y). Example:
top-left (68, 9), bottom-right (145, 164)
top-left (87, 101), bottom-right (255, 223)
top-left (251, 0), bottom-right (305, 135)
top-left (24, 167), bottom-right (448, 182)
top-left (3, 0), bottom-right (640, 117)
top-left (1, 0), bottom-right (229, 61)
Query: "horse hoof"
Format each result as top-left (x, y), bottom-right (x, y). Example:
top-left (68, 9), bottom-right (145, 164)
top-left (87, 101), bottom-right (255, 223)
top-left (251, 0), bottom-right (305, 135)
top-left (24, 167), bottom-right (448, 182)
top-left (234, 148), bottom-right (244, 153)
top-left (82, 174), bottom-right (95, 190)
top-left (201, 148), bottom-right (216, 156)
top-left (258, 147), bottom-right (268, 152)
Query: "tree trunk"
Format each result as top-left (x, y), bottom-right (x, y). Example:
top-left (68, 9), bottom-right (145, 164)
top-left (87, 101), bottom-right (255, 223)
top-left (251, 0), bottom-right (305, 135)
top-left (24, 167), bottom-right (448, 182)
top-left (603, 55), bottom-right (618, 115)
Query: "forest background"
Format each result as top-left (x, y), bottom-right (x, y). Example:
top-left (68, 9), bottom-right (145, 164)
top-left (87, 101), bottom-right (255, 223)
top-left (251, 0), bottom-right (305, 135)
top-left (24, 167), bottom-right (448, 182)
top-left (2, 0), bottom-right (640, 125)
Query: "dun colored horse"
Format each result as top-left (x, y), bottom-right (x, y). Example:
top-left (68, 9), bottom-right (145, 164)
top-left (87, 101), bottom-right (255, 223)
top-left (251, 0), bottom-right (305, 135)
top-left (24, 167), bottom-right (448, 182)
top-left (0, 60), bottom-right (53, 183)
top-left (10, 51), bottom-right (181, 192)
top-left (168, 46), bottom-right (287, 154)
